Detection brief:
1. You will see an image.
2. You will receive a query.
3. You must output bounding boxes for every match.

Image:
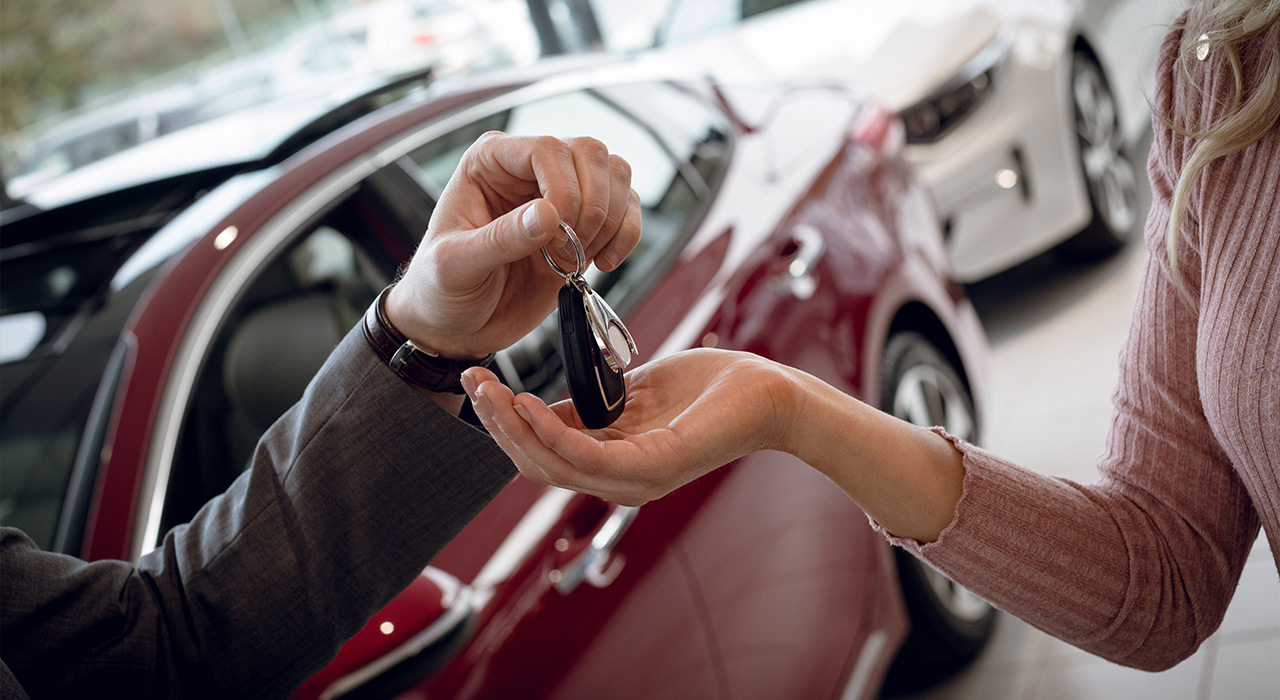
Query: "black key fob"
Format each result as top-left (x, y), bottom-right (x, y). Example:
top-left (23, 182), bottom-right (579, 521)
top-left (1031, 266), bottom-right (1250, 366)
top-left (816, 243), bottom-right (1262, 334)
top-left (559, 283), bottom-right (626, 429)
top-left (543, 221), bottom-right (638, 430)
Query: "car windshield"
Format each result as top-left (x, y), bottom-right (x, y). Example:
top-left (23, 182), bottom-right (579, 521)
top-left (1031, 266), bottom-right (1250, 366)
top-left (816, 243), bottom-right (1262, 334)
top-left (0, 0), bottom-right (539, 204)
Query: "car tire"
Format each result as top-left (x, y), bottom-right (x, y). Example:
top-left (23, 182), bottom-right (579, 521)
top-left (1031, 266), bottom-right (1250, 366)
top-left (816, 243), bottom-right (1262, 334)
top-left (877, 332), bottom-right (996, 696)
top-left (1058, 50), bottom-right (1140, 259)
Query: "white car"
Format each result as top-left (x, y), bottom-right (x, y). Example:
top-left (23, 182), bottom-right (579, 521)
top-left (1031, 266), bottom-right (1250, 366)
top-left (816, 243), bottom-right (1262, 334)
top-left (571, 0), bottom-right (1178, 280)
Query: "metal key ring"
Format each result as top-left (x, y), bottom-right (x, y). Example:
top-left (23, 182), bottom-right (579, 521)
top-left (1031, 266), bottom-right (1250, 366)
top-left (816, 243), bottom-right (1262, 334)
top-left (541, 222), bottom-right (586, 280)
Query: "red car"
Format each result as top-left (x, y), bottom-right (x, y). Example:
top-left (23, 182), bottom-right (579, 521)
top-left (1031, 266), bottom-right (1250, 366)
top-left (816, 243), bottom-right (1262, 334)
top-left (0, 55), bottom-right (993, 698)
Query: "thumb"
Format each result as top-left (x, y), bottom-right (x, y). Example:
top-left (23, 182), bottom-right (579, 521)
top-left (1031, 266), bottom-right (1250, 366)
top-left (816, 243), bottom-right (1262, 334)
top-left (468, 198), bottom-right (566, 271)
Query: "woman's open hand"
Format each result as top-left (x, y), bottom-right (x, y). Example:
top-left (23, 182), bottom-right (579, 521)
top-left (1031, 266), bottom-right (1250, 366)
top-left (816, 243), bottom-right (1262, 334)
top-left (462, 349), bottom-right (802, 505)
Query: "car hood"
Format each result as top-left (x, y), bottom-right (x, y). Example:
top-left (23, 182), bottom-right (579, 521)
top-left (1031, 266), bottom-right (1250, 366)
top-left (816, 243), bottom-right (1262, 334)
top-left (658, 0), bottom-right (1046, 110)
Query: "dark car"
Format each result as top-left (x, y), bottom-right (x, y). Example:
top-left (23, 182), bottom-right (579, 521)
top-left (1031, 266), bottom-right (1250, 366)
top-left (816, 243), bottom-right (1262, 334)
top-left (1, 54), bottom-right (993, 699)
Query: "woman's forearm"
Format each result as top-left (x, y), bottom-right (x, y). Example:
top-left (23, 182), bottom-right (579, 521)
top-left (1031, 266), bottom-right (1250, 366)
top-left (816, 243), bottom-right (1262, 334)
top-left (780, 366), bottom-right (965, 543)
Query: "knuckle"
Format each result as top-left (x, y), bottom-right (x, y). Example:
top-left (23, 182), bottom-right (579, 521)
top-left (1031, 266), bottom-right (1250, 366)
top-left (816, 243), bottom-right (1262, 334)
top-left (609, 153), bottom-right (632, 184)
top-left (578, 200), bottom-right (610, 233)
top-left (466, 131), bottom-right (507, 161)
top-left (569, 136), bottom-right (609, 160)
top-left (533, 134), bottom-right (571, 160)
top-left (540, 427), bottom-right (568, 453)
top-left (425, 238), bottom-right (469, 287)
top-left (621, 197), bottom-right (642, 240)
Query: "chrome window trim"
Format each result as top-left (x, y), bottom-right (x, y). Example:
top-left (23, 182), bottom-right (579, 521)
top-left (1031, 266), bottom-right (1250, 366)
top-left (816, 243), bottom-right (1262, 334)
top-left (133, 158), bottom-right (376, 560)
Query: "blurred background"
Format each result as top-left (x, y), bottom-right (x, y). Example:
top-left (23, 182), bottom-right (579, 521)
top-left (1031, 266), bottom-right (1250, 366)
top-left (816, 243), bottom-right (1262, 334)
top-left (1, 1), bottom-right (1275, 698)
top-left (0, 0), bottom-right (539, 195)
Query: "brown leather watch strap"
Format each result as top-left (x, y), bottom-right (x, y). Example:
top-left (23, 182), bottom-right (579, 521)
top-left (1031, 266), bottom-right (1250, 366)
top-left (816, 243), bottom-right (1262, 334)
top-left (362, 284), bottom-right (495, 394)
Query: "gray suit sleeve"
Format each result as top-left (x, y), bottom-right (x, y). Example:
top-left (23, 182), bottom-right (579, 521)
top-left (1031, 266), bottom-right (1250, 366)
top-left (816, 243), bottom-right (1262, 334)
top-left (0, 323), bottom-right (516, 698)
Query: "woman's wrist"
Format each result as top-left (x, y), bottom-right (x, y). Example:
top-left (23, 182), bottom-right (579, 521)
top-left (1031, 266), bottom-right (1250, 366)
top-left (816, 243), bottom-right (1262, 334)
top-left (768, 363), bottom-right (839, 462)
top-left (782, 367), bottom-right (966, 542)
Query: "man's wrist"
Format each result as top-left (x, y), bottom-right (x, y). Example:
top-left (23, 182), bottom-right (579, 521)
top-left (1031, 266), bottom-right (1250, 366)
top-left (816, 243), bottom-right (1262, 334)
top-left (384, 282), bottom-right (490, 361)
top-left (362, 285), bottom-right (495, 394)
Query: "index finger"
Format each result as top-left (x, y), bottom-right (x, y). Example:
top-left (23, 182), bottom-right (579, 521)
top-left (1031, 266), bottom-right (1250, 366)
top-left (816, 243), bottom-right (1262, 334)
top-left (471, 132), bottom-right (583, 224)
top-left (477, 133), bottom-right (635, 261)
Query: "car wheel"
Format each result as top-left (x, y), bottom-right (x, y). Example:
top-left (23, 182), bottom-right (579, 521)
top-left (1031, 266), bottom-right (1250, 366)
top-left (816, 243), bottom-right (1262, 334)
top-left (1059, 51), bottom-right (1140, 258)
top-left (878, 332), bottom-right (996, 695)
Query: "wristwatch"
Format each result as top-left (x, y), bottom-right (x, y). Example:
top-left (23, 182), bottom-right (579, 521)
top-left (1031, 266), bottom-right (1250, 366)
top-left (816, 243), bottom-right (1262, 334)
top-left (362, 284), bottom-right (495, 394)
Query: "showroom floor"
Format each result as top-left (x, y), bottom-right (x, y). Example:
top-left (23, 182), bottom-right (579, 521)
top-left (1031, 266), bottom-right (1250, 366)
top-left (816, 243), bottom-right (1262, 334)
top-left (903, 138), bottom-right (1280, 699)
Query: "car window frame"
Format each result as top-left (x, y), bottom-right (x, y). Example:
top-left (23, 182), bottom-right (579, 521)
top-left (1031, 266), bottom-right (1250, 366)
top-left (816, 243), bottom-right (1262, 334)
top-left (134, 171), bottom-right (371, 559)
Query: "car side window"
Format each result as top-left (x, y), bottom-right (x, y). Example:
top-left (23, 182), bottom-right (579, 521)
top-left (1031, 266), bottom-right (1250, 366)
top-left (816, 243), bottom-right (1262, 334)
top-left (401, 81), bottom-right (729, 397)
top-left (160, 189), bottom-right (401, 535)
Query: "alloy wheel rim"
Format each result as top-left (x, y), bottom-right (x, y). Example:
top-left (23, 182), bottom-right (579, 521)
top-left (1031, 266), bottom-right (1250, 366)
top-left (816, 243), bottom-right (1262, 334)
top-left (893, 364), bottom-right (976, 443)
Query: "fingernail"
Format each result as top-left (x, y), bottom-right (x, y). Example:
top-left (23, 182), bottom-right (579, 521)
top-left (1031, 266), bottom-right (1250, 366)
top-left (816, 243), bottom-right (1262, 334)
top-left (460, 370), bottom-right (477, 395)
top-left (521, 202), bottom-right (543, 239)
top-left (473, 389), bottom-right (493, 416)
top-left (514, 403), bottom-right (532, 423)
top-left (598, 251), bottom-right (618, 271)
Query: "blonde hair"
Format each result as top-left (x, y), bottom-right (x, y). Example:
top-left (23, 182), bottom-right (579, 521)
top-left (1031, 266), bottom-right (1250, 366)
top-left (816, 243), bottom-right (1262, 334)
top-left (1166, 0), bottom-right (1280, 292)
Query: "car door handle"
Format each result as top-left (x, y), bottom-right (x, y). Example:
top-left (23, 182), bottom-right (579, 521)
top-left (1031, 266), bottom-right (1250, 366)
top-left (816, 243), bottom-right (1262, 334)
top-left (551, 505), bottom-right (639, 595)
top-left (774, 224), bottom-right (826, 299)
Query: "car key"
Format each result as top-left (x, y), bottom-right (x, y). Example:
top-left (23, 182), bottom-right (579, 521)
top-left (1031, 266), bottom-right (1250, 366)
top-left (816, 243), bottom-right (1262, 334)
top-left (542, 222), bottom-right (638, 429)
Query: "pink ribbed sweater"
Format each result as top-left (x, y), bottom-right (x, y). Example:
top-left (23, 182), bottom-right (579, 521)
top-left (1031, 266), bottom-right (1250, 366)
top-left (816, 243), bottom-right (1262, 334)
top-left (891, 14), bottom-right (1280, 671)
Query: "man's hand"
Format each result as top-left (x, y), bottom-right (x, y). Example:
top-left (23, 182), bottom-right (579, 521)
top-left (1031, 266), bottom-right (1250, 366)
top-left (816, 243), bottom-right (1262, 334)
top-left (386, 132), bottom-right (640, 360)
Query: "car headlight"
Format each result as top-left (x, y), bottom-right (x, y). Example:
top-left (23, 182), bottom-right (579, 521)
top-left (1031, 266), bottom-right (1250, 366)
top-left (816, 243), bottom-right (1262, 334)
top-left (899, 34), bottom-right (1011, 144)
